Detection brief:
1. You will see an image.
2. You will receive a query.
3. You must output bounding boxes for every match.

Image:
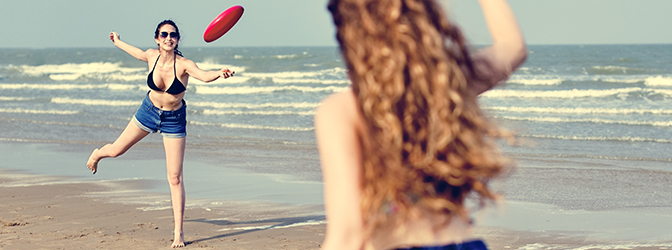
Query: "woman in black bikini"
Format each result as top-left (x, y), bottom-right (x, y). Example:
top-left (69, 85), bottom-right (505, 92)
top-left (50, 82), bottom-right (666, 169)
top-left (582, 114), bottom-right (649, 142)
top-left (86, 20), bottom-right (233, 248)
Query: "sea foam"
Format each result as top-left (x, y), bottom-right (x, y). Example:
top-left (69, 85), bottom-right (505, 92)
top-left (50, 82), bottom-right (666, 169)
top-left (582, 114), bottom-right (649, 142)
top-left (481, 87), bottom-right (644, 99)
top-left (201, 110), bottom-right (315, 116)
top-left (194, 85), bottom-right (347, 95)
top-left (498, 115), bottom-right (672, 127)
top-left (485, 106), bottom-right (672, 115)
top-left (189, 121), bottom-right (313, 131)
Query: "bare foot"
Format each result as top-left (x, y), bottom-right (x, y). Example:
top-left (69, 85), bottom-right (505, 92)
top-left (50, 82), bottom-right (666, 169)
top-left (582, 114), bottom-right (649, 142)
top-left (86, 148), bottom-right (100, 174)
top-left (171, 231), bottom-right (185, 248)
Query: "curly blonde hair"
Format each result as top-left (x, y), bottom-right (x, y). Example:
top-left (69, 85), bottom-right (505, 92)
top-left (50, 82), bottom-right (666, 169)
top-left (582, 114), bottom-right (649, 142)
top-left (328, 0), bottom-right (510, 236)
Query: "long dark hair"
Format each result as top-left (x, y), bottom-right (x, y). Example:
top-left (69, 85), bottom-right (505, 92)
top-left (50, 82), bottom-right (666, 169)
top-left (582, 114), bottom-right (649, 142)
top-left (154, 20), bottom-right (183, 57)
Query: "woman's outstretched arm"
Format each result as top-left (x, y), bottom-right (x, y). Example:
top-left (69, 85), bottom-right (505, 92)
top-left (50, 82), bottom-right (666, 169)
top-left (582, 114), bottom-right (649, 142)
top-left (182, 58), bottom-right (233, 83)
top-left (469, 0), bottom-right (527, 95)
top-left (109, 31), bottom-right (149, 62)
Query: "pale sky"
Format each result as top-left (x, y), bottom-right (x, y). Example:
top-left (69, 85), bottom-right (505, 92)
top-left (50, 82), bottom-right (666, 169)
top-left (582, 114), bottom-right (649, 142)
top-left (1, 0), bottom-right (671, 48)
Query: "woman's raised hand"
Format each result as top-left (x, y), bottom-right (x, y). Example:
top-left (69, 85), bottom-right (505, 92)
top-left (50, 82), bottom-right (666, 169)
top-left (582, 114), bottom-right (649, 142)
top-left (109, 31), bottom-right (120, 43)
top-left (220, 68), bottom-right (234, 79)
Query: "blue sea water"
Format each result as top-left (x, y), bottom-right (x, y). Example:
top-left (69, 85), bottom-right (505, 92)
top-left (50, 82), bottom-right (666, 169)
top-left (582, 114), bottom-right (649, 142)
top-left (0, 47), bottom-right (343, 184)
top-left (2, 44), bottom-right (672, 184)
top-left (483, 45), bottom-right (672, 170)
top-left (1, 45), bottom-right (672, 244)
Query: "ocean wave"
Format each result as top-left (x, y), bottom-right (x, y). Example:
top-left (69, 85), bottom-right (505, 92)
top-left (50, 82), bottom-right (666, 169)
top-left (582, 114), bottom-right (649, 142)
top-left (485, 106), bottom-right (672, 115)
top-left (521, 134), bottom-right (672, 144)
top-left (97, 73), bottom-right (146, 82)
top-left (271, 78), bottom-right (350, 85)
top-left (498, 115), bottom-right (672, 127)
top-left (274, 54), bottom-right (300, 59)
top-left (644, 76), bottom-right (672, 86)
top-left (0, 96), bottom-right (34, 101)
top-left (7, 60), bottom-right (346, 86)
top-left (49, 74), bottom-right (82, 81)
top-left (189, 69), bottom-right (350, 85)
top-left (600, 78), bottom-right (644, 84)
top-left (0, 83), bottom-right (141, 91)
top-left (194, 85), bottom-right (347, 95)
top-left (586, 65), bottom-right (660, 75)
top-left (240, 68), bottom-right (349, 85)
top-left (510, 152), bottom-right (672, 164)
top-left (189, 75), bottom-right (251, 85)
top-left (0, 108), bottom-right (78, 115)
top-left (201, 109), bottom-right (315, 116)
top-left (15, 62), bottom-right (143, 75)
top-left (244, 68), bottom-right (345, 79)
top-left (189, 121), bottom-right (313, 131)
top-left (514, 67), bottom-right (546, 74)
top-left (12, 62), bottom-right (145, 81)
top-left (194, 60), bottom-right (245, 72)
top-left (272, 51), bottom-right (311, 59)
top-left (505, 74), bottom-right (672, 86)
top-left (51, 97), bottom-right (139, 106)
top-left (11, 61), bottom-right (246, 82)
top-left (190, 101), bottom-right (318, 109)
top-left (650, 89), bottom-right (672, 97)
top-left (188, 68), bottom-right (350, 88)
top-left (50, 97), bottom-right (319, 109)
top-left (506, 77), bottom-right (564, 85)
top-left (481, 87), bottom-right (644, 99)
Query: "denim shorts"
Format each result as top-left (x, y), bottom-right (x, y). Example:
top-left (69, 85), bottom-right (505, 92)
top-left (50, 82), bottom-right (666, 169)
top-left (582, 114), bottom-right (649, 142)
top-left (132, 93), bottom-right (187, 138)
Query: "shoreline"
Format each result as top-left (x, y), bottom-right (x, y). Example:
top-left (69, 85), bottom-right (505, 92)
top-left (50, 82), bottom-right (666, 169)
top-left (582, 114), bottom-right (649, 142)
top-left (3, 171), bottom-right (672, 250)
top-left (0, 170), bottom-right (326, 249)
top-left (2, 141), bottom-right (672, 249)
top-left (0, 141), bottom-right (324, 206)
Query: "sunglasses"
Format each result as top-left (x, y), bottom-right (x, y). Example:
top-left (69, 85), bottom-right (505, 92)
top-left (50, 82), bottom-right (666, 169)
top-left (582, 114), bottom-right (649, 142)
top-left (160, 31), bottom-right (179, 39)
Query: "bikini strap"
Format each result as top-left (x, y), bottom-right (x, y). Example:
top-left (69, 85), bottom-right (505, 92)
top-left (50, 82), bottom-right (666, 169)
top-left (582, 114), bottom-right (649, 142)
top-left (173, 55), bottom-right (177, 76)
top-left (151, 55), bottom-right (160, 71)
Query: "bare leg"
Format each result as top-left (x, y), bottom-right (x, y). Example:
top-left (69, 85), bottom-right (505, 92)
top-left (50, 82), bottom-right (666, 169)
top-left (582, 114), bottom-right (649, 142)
top-left (87, 121), bottom-right (149, 174)
top-left (164, 136), bottom-right (186, 248)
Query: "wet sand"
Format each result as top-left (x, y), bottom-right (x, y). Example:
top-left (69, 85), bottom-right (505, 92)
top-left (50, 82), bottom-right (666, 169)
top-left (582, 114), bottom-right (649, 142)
top-left (2, 141), bottom-right (672, 249)
top-left (3, 170), bottom-right (672, 250)
top-left (0, 171), bottom-right (325, 249)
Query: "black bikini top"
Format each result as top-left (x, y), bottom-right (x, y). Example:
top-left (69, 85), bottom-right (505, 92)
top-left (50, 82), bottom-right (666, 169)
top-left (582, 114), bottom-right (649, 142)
top-left (147, 55), bottom-right (186, 95)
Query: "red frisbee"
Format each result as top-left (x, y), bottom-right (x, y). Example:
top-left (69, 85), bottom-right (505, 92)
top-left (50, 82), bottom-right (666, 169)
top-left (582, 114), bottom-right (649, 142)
top-left (203, 5), bottom-right (244, 43)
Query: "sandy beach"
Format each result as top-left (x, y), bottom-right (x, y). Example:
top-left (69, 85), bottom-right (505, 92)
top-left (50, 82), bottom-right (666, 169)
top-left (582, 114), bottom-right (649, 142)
top-left (2, 142), bottom-right (672, 250)
top-left (0, 169), bottom-right (326, 250)
top-left (3, 170), bottom-right (672, 250)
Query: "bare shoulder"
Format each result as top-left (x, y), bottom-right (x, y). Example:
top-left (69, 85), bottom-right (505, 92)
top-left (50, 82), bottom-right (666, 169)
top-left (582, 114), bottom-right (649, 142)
top-left (315, 90), bottom-right (359, 123)
top-left (314, 90), bottom-right (365, 145)
top-left (176, 55), bottom-right (190, 63)
top-left (145, 49), bottom-right (159, 57)
top-left (176, 56), bottom-right (197, 68)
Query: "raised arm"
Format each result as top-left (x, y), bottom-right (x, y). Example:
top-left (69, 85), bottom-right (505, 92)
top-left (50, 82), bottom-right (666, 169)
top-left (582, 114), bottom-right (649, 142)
top-left (182, 58), bottom-right (233, 83)
top-left (315, 90), bottom-right (365, 250)
top-left (109, 31), bottom-right (149, 62)
top-left (469, 0), bottom-right (527, 95)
